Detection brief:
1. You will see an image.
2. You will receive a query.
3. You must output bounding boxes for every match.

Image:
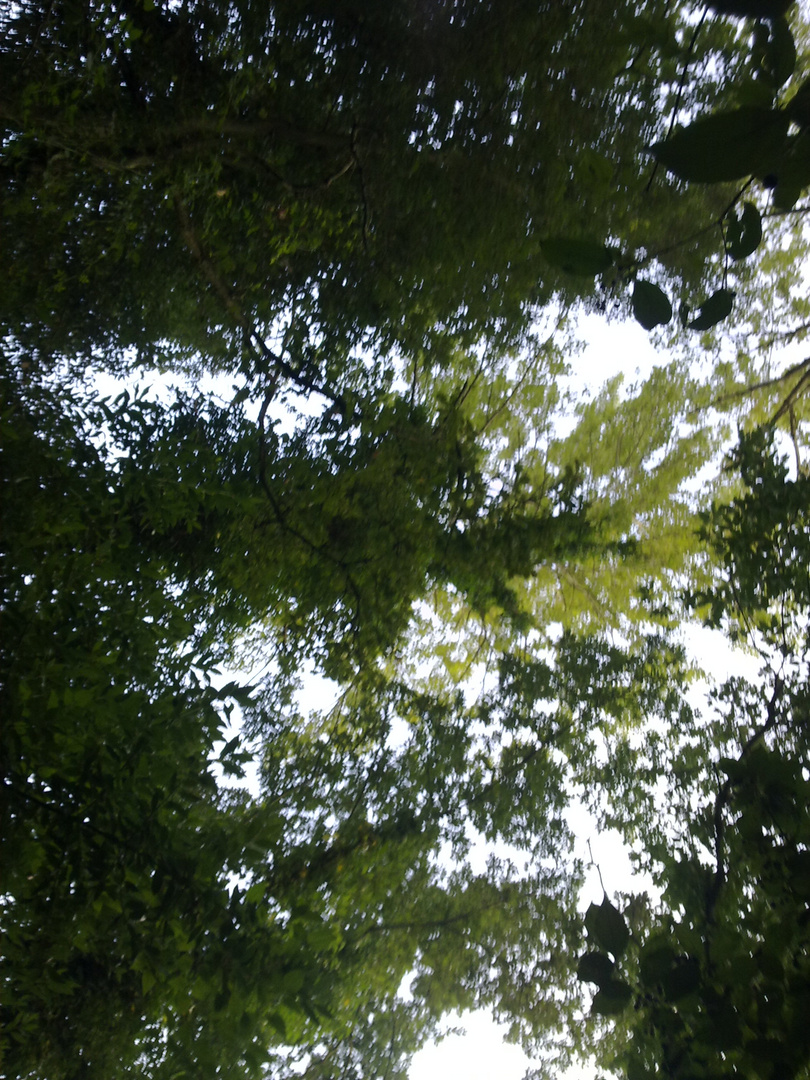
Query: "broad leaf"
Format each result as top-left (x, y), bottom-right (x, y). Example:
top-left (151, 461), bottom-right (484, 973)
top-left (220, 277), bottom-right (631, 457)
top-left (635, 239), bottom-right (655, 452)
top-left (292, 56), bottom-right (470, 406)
top-left (638, 943), bottom-right (677, 987)
top-left (585, 899), bottom-right (630, 957)
top-left (577, 950), bottom-right (616, 987)
top-left (244, 880), bottom-right (268, 903)
top-left (725, 202), bottom-right (763, 260)
top-left (771, 132), bottom-right (810, 209)
top-left (787, 75), bottom-right (810, 128)
top-left (688, 288), bottom-right (735, 331)
top-left (632, 281), bottom-right (673, 329)
top-left (763, 17), bottom-right (797, 88)
top-left (651, 107), bottom-right (789, 182)
top-left (591, 979), bottom-right (634, 1016)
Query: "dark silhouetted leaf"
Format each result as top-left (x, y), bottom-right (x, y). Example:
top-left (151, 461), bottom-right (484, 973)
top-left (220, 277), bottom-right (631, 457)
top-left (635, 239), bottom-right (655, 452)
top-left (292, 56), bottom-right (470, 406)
top-left (688, 289), bottom-right (735, 331)
top-left (760, 17), bottom-right (796, 89)
top-left (639, 943), bottom-right (678, 987)
top-left (577, 951), bottom-right (616, 986)
top-left (592, 979), bottom-right (634, 1016)
top-left (770, 132), bottom-right (810, 209)
top-left (787, 75), bottom-right (810, 128)
top-left (725, 202), bottom-right (763, 259)
top-left (651, 108), bottom-right (789, 182)
top-left (632, 281), bottom-right (673, 329)
top-left (267, 1012), bottom-right (287, 1039)
top-left (585, 899), bottom-right (630, 957)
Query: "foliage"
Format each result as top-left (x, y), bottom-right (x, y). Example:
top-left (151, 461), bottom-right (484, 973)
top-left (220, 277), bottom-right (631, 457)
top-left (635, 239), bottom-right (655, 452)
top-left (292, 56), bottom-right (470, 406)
top-left (574, 433), bottom-right (810, 1080)
top-left (2, 2), bottom-right (810, 1080)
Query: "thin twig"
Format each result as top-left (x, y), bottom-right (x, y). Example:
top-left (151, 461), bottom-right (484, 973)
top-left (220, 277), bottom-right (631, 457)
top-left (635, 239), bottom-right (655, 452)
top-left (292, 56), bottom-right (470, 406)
top-left (644, 9), bottom-right (709, 193)
top-left (587, 839), bottom-right (608, 897)
top-left (710, 355), bottom-right (810, 409)
top-left (173, 192), bottom-right (350, 410)
top-left (769, 366), bottom-right (810, 427)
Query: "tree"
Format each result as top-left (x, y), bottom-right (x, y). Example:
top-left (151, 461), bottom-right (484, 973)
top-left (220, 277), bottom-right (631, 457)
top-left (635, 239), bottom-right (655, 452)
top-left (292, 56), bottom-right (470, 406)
top-left (3, 1), bottom-right (810, 1079)
top-left (573, 431), bottom-right (810, 1080)
top-left (0, 0), bottom-right (755, 375)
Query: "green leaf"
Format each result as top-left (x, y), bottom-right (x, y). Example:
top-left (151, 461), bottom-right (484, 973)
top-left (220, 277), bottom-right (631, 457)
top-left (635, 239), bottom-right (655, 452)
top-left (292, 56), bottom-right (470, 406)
top-left (219, 734), bottom-right (241, 757)
top-left (577, 951), bottom-right (616, 986)
top-left (688, 289), bottom-right (735, 331)
top-left (542, 238), bottom-right (614, 276)
top-left (267, 1011), bottom-right (287, 1039)
top-left (591, 979), bottom-right (633, 1016)
top-left (661, 957), bottom-right (701, 1001)
top-left (725, 202), bottom-right (763, 260)
top-left (632, 281), bottom-right (673, 330)
top-left (244, 880), bottom-right (268, 903)
top-left (282, 969), bottom-right (306, 994)
top-left (734, 76), bottom-right (778, 108)
top-left (771, 132), bottom-right (810, 209)
top-left (718, 755), bottom-right (746, 782)
top-left (626, 1059), bottom-right (656, 1080)
top-left (639, 943), bottom-right (678, 988)
top-left (650, 107), bottom-right (789, 182)
top-left (763, 17), bottom-right (797, 88)
top-left (786, 75), bottom-right (810, 128)
top-left (788, 850), bottom-right (810, 895)
top-left (585, 899), bottom-right (630, 957)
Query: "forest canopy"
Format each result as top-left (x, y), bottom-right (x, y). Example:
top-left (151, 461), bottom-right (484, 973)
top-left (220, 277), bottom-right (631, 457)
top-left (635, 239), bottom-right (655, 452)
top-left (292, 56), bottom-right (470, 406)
top-left (2, 2), bottom-right (810, 1079)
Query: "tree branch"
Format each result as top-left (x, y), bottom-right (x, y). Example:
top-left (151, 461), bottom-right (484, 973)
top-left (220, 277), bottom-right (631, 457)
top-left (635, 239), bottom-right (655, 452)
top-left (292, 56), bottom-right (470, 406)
top-left (644, 9), bottom-right (709, 193)
top-left (710, 355), bottom-right (810, 409)
top-left (173, 193), bottom-right (349, 409)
